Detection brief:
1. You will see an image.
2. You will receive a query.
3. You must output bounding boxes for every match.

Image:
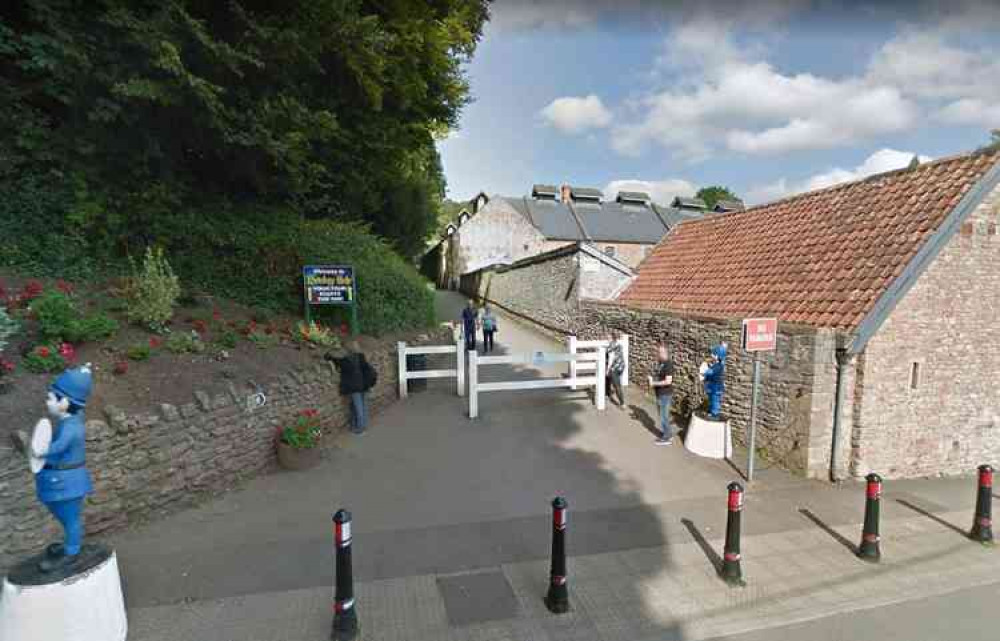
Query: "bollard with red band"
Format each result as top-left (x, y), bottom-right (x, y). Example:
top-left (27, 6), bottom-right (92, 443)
top-left (719, 482), bottom-right (744, 585)
top-left (331, 509), bottom-right (359, 640)
top-left (857, 473), bottom-right (882, 562)
top-left (970, 464), bottom-right (994, 544)
top-left (544, 496), bottom-right (570, 614)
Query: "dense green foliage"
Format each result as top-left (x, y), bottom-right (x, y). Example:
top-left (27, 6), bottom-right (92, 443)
top-left (127, 247), bottom-right (180, 330)
top-left (30, 290), bottom-right (118, 342)
top-left (695, 186), bottom-right (740, 209)
top-left (1, 1), bottom-right (489, 258)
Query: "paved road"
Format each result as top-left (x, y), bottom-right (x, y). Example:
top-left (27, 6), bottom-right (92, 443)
top-left (706, 582), bottom-right (1000, 641)
top-left (104, 291), bottom-right (1000, 640)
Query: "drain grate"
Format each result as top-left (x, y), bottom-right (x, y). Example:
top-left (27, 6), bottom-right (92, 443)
top-left (436, 569), bottom-right (519, 627)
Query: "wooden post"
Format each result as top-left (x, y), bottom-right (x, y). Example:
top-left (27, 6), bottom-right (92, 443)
top-left (456, 336), bottom-right (465, 397)
top-left (568, 336), bottom-right (578, 391)
top-left (397, 342), bottom-right (407, 399)
top-left (596, 347), bottom-right (606, 411)
top-left (468, 349), bottom-right (479, 419)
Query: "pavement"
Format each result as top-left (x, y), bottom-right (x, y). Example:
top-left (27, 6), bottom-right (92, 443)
top-left (88, 291), bottom-right (1000, 639)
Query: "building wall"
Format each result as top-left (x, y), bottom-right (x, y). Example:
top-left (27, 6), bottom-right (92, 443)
top-left (574, 302), bottom-right (830, 476)
top-left (449, 199), bottom-right (548, 279)
top-left (589, 242), bottom-right (653, 269)
top-left (0, 330), bottom-right (450, 572)
top-left (852, 181), bottom-right (1000, 478)
top-left (467, 249), bottom-right (632, 335)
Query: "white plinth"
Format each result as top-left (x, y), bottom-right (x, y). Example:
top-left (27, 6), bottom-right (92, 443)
top-left (685, 413), bottom-right (733, 459)
top-left (0, 549), bottom-right (128, 641)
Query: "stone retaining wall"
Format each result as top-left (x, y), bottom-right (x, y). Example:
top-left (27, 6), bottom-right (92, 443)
top-left (0, 330), bottom-right (448, 572)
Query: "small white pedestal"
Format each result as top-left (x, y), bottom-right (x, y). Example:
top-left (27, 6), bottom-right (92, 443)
top-left (685, 413), bottom-right (733, 459)
top-left (0, 546), bottom-right (128, 641)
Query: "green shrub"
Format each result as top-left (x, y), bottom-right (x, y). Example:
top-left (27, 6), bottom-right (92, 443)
top-left (165, 331), bottom-right (205, 354)
top-left (126, 344), bottom-right (151, 361)
top-left (214, 329), bottom-right (239, 349)
top-left (23, 344), bottom-right (67, 373)
top-left (65, 313), bottom-right (119, 343)
top-left (127, 247), bottom-right (181, 330)
top-left (294, 321), bottom-right (340, 348)
top-left (248, 330), bottom-right (280, 349)
top-left (0, 308), bottom-right (20, 354)
top-left (31, 290), bottom-right (119, 343)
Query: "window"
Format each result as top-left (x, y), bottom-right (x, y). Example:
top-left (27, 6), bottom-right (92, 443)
top-left (910, 362), bottom-right (920, 390)
top-left (604, 246), bottom-right (616, 257)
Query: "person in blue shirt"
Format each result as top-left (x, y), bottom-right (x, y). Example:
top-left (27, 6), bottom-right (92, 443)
top-left (461, 299), bottom-right (479, 352)
top-left (701, 343), bottom-right (727, 418)
top-left (12, 365), bottom-right (94, 572)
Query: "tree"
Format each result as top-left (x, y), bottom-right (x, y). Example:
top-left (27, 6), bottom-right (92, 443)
top-left (696, 186), bottom-right (740, 210)
top-left (0, 1), bottom-right (491, 258)
top-left (987, 129), bottom-right (1000, 151)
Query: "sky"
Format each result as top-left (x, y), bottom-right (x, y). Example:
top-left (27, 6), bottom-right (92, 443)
top-left (437, 0), bottom-right (1000, 206)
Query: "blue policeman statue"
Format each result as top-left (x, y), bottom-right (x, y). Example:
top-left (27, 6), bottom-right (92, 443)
top-left (702, 343), bottom-right (727, 419)
top-left (33, 365), bottom-right (94, 572)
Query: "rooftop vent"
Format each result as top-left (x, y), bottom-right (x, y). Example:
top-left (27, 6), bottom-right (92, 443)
top-left (457, 210), bottom-right (471, 225)
top-left (616, 191), bottom-right (651, 206)
top-left (444, 223), bottom-right (457, 237)
top-left (531, 184), bottom-right (559, 200)
top-left (569, 186), bottom-right (603, 203)
top-left (712, 199), bottom-right (744, 213)
top-left (672, 196), bottom-right (707, 210)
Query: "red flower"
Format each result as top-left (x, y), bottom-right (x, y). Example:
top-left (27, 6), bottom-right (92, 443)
top-left (55, 280), bottom-right (74, 295)
top-left (192, 320), bottom-right (208, 334)
top-left (113, 361), bottom-right (129, 375)
top-left (21, 280), bottom-right (43, 300)
top-left (149, 337), bottom-right (162, 349)
top-left (37, 346), bottom-right (51, 358)
top-left (340, 323), bottom-right (349, 336)
top-left (212, 309), bottom-right (222, 321)
top-left (58, 343), bottom-right (76, 362)
top-left (0, 359), bottom-right (14, 374)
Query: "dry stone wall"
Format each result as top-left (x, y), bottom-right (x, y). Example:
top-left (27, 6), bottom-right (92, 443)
top-left (0, 330), bottom-right (448, 572)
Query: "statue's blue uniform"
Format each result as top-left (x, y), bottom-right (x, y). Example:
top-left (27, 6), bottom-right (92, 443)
top-left (703, 345), bottom-right (727, 418)
top-left (37, 413), bottom-right (92, 556)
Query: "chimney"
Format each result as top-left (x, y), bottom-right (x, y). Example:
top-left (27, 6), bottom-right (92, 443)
top-left (560, 184), bottom-right (571, 203)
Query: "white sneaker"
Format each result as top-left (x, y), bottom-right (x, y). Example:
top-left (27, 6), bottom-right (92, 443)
top-left (655, 438), bottom-right (672, 446)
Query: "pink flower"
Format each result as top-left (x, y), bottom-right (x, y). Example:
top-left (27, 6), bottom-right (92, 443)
top-left (58, 343), bottom-right (76, 362)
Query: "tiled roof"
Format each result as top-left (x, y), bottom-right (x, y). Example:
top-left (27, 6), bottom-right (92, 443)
top-left (619, 149), bottom-right (1000, 329)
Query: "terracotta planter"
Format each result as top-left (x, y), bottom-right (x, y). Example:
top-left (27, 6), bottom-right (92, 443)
top-left (276, 441), bottom-right (322, 471)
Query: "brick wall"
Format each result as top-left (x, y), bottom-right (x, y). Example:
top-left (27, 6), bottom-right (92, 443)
top-left (0, 329), bottom-right (449, 571)
top-left (575, 301), bottom-right (832, 475)
top-left (852, 182), bottom-right (1000, 478)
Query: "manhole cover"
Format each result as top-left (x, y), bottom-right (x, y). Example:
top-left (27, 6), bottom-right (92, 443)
top-left (436, 569), bottom-right (519, 626)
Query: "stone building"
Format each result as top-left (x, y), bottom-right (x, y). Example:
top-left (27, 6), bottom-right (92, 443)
top-left (577, 148), bottom-right (1000, 480)
top-left (438, 183), bottom-right (707, 288)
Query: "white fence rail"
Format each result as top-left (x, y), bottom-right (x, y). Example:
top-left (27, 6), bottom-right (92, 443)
top-left (397, 338), bottom-right (465, 399)
top-left (568, 335), bottom-right (629, 389)
top-left (468, 348), bottom-right (606, 419)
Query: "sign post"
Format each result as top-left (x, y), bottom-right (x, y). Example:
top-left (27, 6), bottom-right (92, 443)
top-left (741, 318), bottom-right (777, 483)
top-left (303, 265), bottom-right (359, 336)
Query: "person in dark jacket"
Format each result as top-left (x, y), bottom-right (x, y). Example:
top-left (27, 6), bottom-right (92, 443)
top-left (328, 341), bottom-right (377, 434)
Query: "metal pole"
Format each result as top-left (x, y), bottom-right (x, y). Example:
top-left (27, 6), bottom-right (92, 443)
top-left (331, 509), bottom-right (358, 640)
top-left (544, 497), bottom-right (570, 613)
top-left (747, 352), bottom-right (760, 483)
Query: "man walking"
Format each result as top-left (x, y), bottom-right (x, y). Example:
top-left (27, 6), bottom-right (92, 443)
top-left (606, 334), bottom-right (626, 408)
top-left (461, 299), bottom-right (479, 352)
top-left (481, 305), bottom-right (498, 353)
top-left (648, 344), bottom-right (674, 445)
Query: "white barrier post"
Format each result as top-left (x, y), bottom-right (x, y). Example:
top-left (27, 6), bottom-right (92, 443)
top-left (568, 336), bottom-right (578, 391)
top-left (456, 336), bottom-right (465, 397)
top-left (397, 341), bottom-right (408, 399)
top-left (596, 346), bottom-right (607, 411)
top-left (468, 349), bottom-right (479, 419)
top-left (621, 334), bottom-right (630, 387)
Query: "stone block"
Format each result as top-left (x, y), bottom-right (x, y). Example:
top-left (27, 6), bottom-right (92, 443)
top-left (194, 390), bottom-right (212, 412)
top-left (159, 404), bottom-right (180, 422)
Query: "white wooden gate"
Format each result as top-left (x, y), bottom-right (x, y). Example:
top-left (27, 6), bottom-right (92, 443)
top-left (568, 335), bottom-right (629, 389)
top-left (397, 338), bottom-right (465, 398)
top-left (468, 348), bottom-right (606, 419)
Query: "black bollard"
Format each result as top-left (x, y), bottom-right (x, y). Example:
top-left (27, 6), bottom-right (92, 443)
top-left (970, 465), bottom-right (994, 544)
top-left (719, 482), bottom-right (744, 585)
top-left (857, 473), bottom-right (882, 562)
top-left (331, 509), bottom-right (359, 641)
top-left (544, 496), bottom-right (570, 614)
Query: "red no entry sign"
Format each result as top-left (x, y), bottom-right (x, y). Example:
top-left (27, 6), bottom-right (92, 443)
top-left (742, 318), bottom-right (777, 352)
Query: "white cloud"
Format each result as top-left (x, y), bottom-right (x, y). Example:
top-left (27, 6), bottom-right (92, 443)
top-left (603, 178), bottom-right (697, 205)
top-left (939, 99), bottom-right (1000, 126)
top-left (746, 148), bottom-right (933, 204)
top-left (540, 95), bottom-right (613, 134)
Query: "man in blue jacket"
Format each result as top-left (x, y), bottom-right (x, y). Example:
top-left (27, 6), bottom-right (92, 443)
top-left (702, 343), bottom-right (727, 419)
top-left (13, 365), bottom-right (94, 572)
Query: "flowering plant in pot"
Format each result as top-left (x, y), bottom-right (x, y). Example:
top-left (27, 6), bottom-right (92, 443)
top-left (276, 408), bottom-right (323, 470)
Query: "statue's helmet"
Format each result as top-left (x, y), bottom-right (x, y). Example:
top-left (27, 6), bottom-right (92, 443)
top-left (51, 364), bottom-right (93, 407)
top-left (711, 344), bottom-right (728, 361)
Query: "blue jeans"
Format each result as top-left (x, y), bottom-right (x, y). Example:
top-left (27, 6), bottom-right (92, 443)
top-left (657, 394), bottom-right (673, 440)
top-left (350, 392), bottom-right (367, 433)
top-left (46, 497), bottom-right (84, 555)
top-left (708, 391), bottom-right (723, 418)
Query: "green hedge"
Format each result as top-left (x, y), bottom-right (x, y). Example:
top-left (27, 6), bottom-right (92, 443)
top-left (0, 184), bottom-right (435, 336)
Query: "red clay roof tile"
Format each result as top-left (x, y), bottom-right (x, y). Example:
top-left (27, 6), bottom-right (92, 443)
top-left (618, 149), bottom-right (1000, 329)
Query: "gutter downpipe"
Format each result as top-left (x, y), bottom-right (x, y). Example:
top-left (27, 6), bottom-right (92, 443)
top-left (830, 347), bottom-right (850, 483)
